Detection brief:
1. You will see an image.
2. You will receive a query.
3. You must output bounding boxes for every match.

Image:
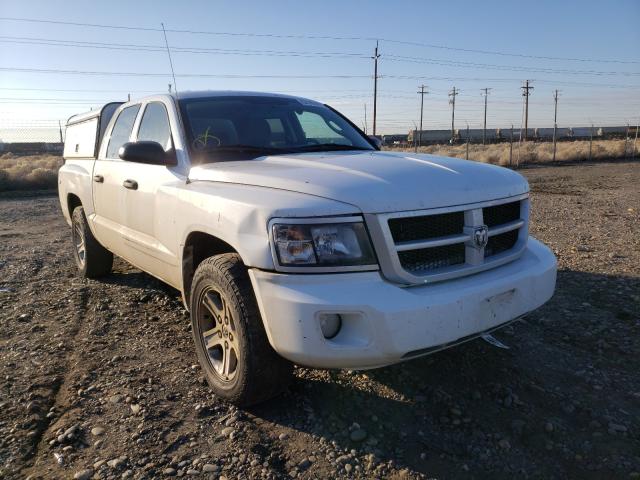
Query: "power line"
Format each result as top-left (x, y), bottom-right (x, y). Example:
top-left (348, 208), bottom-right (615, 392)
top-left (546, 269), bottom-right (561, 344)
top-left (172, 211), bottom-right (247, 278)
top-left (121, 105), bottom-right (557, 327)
top-left (0, 67), bottom-right (371, 79)
top-left (0, 97), bottom-right (120, 102)
top-left (2, 34), bottom-right (638, 77)
top-left (0, 87), bottom-right (413, 94)
top-left (0, 35), bottom-right (369, 58)
top-left (0, 16), bottom-right (638, 65)
top-left (1, 66), bottom-right (637, 90)
top-left (381, 75), bottom-right (640, 89)
top-left (384, 54), bottom-right (640, 77)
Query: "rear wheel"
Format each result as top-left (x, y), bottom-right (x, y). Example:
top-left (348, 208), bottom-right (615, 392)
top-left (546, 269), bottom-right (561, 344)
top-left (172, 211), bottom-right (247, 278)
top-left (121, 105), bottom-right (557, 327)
top-left (71, 206), bottom-right (113, 278)
top-left (190, 254), bottom-right (292, 406)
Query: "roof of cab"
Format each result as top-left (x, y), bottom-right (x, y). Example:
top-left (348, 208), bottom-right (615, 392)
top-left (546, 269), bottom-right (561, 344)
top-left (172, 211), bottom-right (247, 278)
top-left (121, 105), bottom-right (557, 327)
top-left (171, 90), bottom-right (318, 102)
top-left (66, 91), bottom-right (323, 126)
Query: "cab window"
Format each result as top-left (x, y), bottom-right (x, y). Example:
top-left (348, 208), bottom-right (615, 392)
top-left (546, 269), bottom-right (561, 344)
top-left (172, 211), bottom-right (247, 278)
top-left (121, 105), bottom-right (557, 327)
top-left (137, 102), bottom-right (172, 150)
top-left (106, 105), bottom-right (140, 159)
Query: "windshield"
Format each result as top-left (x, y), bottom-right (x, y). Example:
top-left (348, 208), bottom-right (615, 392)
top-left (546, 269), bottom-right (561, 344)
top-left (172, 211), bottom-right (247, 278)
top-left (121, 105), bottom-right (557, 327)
top-left (178, 95), bottom-right (374, 162)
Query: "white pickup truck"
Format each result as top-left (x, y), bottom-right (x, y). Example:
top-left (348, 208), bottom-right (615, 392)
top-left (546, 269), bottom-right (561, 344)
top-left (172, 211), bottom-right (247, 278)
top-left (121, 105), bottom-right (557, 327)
top-left (59, 91), bottom-right (556, 405)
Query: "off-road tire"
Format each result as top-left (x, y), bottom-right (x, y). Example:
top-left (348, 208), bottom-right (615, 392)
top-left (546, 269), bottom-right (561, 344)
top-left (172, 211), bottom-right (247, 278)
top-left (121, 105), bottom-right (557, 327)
top-left (71, 206), bottom-right (113, 278)
top-left (190, 253), bottom-right (293, 406)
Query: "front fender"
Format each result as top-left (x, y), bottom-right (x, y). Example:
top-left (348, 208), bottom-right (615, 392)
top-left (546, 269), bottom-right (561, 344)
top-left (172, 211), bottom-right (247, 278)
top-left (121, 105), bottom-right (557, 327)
top-left (175, 181), bottom-right (362, 272)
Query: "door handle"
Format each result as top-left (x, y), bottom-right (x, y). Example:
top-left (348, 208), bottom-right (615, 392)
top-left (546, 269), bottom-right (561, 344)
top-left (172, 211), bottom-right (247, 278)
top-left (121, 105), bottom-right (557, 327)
top-left (93, 174), bottom-right (104, 183)
top-left (123, 179), bottom-right (138, 190)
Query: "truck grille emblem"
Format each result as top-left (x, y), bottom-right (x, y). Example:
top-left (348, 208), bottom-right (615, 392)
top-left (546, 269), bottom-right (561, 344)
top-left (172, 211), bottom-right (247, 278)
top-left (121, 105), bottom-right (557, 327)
top-left (472, 225), bottom-right (489, 249)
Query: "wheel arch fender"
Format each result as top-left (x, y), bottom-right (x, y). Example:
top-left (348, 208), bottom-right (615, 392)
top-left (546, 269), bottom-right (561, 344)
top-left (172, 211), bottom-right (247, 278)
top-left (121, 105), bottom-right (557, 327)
top-left (181, 229), bottom-right (242, 308)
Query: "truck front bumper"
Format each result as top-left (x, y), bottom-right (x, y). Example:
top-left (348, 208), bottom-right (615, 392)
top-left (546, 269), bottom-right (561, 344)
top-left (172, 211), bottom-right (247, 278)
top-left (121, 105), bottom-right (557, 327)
top-left (249, 237), bottom-right (557, 369)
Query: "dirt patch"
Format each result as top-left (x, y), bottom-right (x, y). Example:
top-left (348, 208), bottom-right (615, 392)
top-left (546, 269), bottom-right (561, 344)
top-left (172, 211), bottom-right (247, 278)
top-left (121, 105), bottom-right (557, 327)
top-left (1, 162), bottom-right (638, 479)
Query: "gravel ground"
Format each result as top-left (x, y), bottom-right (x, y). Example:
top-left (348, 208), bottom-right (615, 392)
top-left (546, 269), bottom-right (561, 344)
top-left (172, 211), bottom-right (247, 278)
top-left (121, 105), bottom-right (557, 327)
top-left (1, 160), bottom-right (638, 480)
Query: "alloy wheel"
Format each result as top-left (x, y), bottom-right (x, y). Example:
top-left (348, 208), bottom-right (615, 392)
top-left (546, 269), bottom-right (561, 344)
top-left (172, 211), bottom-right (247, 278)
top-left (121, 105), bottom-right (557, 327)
top-left (197, 287), bottom-right (240, 382)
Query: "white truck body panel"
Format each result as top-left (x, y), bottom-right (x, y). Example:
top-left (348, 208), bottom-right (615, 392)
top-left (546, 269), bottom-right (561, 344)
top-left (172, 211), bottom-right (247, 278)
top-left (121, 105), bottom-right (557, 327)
top-left (58, 91), bottom-right (557, 369)
top-left (250, 238), bottom-right (556, 368)
top-left (189, 152), bottom-right (528, 214)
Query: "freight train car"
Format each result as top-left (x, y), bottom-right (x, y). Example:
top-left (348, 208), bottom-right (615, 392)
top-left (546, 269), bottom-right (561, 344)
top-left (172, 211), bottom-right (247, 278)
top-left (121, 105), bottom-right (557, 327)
top-left (381, 134), bottom-right (409, 146)
top-left (408, 129), bottom-right (453, 144)
top-left (457, 128), bottom-right (498, 142)
top-left (597, 126), bottom-right (628, 137)
top-left (534, 128), bottom-right (571, 140)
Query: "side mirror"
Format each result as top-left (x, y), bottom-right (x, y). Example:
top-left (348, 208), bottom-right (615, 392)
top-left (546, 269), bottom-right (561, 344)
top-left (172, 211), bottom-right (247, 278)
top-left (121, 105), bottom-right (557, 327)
top-left (118, 141), bottom-right (177, 166)
top-left (368, 135), bottom-right (383, 150)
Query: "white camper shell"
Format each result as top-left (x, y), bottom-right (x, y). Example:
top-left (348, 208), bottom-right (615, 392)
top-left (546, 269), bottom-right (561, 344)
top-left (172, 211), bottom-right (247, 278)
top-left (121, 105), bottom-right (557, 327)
top-left (63, 102), bottom-right (123, 159)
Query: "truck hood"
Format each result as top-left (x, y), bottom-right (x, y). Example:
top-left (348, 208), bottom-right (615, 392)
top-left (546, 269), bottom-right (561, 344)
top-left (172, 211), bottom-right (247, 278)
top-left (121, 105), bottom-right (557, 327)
top-left (189, 151), bottom-right (529, 214)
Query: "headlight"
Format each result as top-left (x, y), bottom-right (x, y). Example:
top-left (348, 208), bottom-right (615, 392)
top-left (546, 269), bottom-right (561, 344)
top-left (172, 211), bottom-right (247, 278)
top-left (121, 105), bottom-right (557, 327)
top-left (271, 218), bottom-right (377, 270)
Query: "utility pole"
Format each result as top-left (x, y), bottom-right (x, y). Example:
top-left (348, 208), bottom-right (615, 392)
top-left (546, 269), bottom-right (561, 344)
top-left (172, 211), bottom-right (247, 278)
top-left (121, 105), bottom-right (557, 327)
top-left (58, 120), bottom-right (63, 144)
top-left (624, 123), bottom-right (630, 159)
top-left (412, 121), bottom-right (418, 153)
top-left (465, 124), bottom-right (470, 160)
top-left (552, 89), bottom-right (560, 162)
top-left (509, 124), bottom-right (514, 167)
top-left (372, 40), bottom-right (380, 136)
top-left (521, 80), bottom-right (534, 141)
top-left (449, 86), bottom-right (459, 144)
top-left (481, 88), bottom-right (492, 145)
top-left (634, 120), bottom-right (639, 159)
top-left (417, 85), bottom-right (428, 148)
top-left (168, 83), bottom-right (172, 93)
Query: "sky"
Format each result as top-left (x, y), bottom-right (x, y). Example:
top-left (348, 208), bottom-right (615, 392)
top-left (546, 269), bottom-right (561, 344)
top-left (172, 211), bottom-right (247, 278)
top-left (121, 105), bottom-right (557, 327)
top-left (0, 0), bottom-right (639, 140)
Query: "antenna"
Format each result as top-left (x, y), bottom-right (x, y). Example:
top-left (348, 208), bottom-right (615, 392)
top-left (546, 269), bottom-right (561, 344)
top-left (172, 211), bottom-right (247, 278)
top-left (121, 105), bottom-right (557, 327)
top-left (160, 22), bottom-right (188, 183)
top-left (161, 23), bottom-right (178, 96)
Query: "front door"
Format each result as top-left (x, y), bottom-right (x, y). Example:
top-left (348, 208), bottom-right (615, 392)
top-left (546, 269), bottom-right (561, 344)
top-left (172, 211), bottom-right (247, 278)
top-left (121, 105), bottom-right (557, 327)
top-left (117, 101), bottom-right (182, 284)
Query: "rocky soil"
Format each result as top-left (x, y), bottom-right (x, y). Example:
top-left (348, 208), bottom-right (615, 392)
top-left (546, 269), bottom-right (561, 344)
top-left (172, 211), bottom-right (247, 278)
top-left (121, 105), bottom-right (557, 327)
top-left (1, 160), bottom-right (638, 479)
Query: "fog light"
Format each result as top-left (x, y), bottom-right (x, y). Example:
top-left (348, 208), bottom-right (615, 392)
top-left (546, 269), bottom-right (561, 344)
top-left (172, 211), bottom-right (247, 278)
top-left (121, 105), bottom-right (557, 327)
top-left (319, 313), bottom-right (342, 339)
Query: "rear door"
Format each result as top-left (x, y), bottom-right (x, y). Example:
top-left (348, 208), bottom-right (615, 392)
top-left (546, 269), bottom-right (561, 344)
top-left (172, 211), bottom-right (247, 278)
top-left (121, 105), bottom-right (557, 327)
top-left (91, 104), bottom-right (141, 255)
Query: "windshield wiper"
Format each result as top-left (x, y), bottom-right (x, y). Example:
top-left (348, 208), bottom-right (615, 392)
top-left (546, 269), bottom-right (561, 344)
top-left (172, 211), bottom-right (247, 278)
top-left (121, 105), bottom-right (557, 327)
top-left (292, 143), bottom-right (372, 152)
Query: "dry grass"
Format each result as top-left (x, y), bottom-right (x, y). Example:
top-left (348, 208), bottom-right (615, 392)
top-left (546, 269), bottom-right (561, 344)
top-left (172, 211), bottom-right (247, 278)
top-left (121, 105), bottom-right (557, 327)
top-left (0, 153), bottom-right (63, 191)
top-left (0, 139), bottom-right (635, 191)
top-left (388, 139), bottom-right (635, 166)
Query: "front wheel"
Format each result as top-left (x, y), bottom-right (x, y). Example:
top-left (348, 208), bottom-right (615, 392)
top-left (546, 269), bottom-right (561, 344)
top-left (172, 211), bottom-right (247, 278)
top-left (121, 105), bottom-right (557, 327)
top-left (190, 254), bottom-right (293, 406)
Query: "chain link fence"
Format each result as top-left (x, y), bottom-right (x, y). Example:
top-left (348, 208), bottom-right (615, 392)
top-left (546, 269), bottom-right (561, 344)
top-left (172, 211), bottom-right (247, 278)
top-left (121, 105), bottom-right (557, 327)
top-left (387, 138), bottom-right (638, 168)
top-left (0, 120), bottom-right (65, 156)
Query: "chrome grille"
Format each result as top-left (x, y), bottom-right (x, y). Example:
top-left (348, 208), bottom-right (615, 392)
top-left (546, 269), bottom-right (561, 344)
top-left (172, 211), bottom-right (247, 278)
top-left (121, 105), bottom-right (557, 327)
top-left (367, 195), bottom-right (529, 285)
top-left (483, 201), bottom-right (521, 227)
top-left (389, 211), bottom-right (464, 243)
top-left (485, 229), bottom-right (519, 257)
top-left (398, 243), bottom-right (466, 272)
